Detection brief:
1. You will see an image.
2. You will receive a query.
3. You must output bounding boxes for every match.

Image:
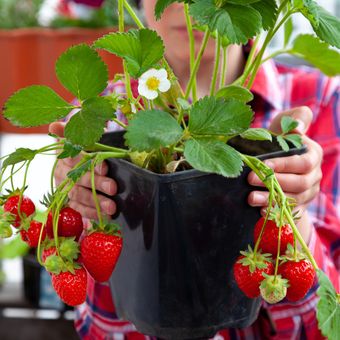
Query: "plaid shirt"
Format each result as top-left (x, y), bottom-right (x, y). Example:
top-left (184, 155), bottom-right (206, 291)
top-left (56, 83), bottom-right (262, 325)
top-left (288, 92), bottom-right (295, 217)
top-left (74, 60), bottom-right (340, 340)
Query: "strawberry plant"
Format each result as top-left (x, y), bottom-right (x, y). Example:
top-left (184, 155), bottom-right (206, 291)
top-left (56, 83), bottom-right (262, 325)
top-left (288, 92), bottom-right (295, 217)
top-left (0, 0), bottom-right (339, 338)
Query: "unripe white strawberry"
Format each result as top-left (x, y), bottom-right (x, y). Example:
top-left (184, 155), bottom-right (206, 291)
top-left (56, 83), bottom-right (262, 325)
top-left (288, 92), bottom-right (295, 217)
top-left (260, 274), bottom-right (288, 304)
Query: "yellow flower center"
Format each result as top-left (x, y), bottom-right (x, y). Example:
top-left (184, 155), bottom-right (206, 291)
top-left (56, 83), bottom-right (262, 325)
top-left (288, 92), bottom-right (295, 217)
top-left (146, 77), bottom-right (160, 91)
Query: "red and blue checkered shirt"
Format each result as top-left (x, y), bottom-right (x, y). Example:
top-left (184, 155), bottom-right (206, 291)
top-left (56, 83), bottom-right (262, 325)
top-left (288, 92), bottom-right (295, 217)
top-left (74, 59), bottom-right (340, 340)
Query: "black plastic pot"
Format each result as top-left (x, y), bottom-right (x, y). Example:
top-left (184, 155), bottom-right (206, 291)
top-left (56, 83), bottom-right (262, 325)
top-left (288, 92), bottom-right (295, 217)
top-left (101, 132), bottom-right (306, 339)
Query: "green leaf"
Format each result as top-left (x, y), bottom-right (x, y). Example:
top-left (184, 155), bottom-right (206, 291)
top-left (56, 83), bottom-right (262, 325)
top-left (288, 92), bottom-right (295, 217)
top-left (295, 1), bottom-right (340, 48)
top-left (313, 5), bottom-right (340, 48)
top-left (281, 116), bottom-right (298, 134)
top-left (189, 96), bottom-right (253, 136)
top-left (291, 35), bottom-right (340, 76)
top-left (277, 135), bottom-right (289, 152)
top-left (3, 148), bottom-right (37, 168)
top-left (0, 235), bottom-right (29, 259)
top-left (65, 97), bottom-right (114, 147)
top-left (57, 141), bottom-right (83, 159)
top-left (241, 128), bottom-right (272, 141)
top-left (250, 0), bottom-right (278, 30)
top-left (184, 138), bottom-right (243, 177)
top-left (284, 134), bottom-right (303, 148)
top-left (216, 85), bottom-right (254, 103)
top-left (294, 0), bottom-right (319, 27)
top-left (125, 110), bottom-right (183, 151)
top-left (3, 86), bottom-right (73, 127)
top-left (94, 29), bottom-right (165, 79)
top-left (56, 44), bottom-right (108, 101)
top-left (189, 0), bottom-right (262, 44)
top-left (284, 16), bottom-right (294, 47)
top-left (67, 159), bottom-right (92, 183)
top-left (316, 269), bottom-right (340, 340)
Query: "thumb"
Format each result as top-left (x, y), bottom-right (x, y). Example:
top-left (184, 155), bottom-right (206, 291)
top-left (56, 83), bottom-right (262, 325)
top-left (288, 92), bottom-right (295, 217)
top-left (49, 122), bottom-right (65, 137)
top-left (269, 106), bottom-right (313, 134)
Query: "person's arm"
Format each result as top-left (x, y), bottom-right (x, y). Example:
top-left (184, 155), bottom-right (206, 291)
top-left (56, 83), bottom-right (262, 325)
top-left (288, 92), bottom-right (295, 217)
top-left (248, 95), bottom-right (340, 288)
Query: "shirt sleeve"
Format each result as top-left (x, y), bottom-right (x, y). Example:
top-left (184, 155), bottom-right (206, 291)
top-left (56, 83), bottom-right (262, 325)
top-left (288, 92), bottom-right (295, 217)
top-left (306, 75), bottom-right (340, 291)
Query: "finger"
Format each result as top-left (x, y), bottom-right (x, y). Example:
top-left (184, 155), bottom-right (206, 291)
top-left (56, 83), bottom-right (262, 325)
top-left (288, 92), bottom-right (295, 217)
top-left (249, 165), bottom-right (322, 193)
top-left (68, 186), bottom-right (116, 215)
top-left (269, 106), bottom-right (313, 134)
top-left (55, 160), bottom-right (117, 196)
top-left (68, 200), bottom-right (110, 221)
top-left (248, 191), bottom-right (269, 207)
top-left (281, 183), bottom-right (321, 207)
top-left (94, 161), bottom-right (109, 176)
top-left (49, 122), bottom-right (66, 137)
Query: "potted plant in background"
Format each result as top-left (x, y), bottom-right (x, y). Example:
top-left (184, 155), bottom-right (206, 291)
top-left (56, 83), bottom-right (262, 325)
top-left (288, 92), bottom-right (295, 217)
top-left (0, 0), bottom-right (339, 339)
top-left (0, 0), bottom-right (140, 133)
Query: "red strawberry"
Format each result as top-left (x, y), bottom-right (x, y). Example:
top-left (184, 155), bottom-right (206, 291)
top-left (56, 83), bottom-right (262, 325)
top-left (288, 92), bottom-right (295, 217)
top-left (3, 195), bottom-right (35, 228)
top-left (254, 217), bottom-right (294, 256)
top-left (233, 247), bottom-right (274, 298)
top-left (51, 267), bottom-right (87, 306)
top-left (81, 229), bottom-right (122, 282)
top-left (46, 207), bottom-right (83, 240)
top-left (20, 220), bottom-right (46, 248)
top-left (42, 245), bottom-right (57, 263)
top-left (278, 258), bottom-right (316, 302)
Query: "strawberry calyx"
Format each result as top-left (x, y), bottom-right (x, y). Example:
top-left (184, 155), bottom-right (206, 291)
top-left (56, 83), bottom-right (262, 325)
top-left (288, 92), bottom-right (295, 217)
top-left (238, 245), bottom-right (272, 273)
top-left (0, 188), bottom-right (26, 204)
top-left (260, 273), bottom-right (289, 304)
top-left (59, 237), bottom-right (80, 262)
top-left (45, 254), bottom-right (81, 275)
top-left (88, 220), bottom-right (122, 237)
top-left (280, 243), bottom-right (307, 263)
top-left (267, 205), bottom-right (289, 227)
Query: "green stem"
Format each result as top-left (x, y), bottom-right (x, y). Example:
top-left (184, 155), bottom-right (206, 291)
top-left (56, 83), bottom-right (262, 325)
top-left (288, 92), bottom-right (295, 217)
top-left (184, 4), bottom-right (197, 102)
top-left (119, 0), bottom-right (133, 100)
top-left (112, 117), bottom-right (128, 129)
top-left (91, 143), bottom-right (128, 153)
top-left (17, 161), bottom-right (31, 221)
top-left (50, 158), bottom-right (59, 195)
top-left (220, 46), bottom-right (228, 88)
top-left (91, 159), bottom-right (103, 227)
top-left (210, 31), bottom-right (221, 96)
top-left (10, 165), bottom-right (15, 191)
top-left (261, 49), bottom-right (291, 64)
top-left (123, 0), bottom-right (144, 28)
top-left (185, 28), bottom-right (211, 99)
top-left (246, 10), bottom-right (293, 89)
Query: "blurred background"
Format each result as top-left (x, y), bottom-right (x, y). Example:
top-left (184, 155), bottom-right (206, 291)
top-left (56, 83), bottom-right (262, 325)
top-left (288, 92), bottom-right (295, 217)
top-left (0, 0), bottom-right (339, 339)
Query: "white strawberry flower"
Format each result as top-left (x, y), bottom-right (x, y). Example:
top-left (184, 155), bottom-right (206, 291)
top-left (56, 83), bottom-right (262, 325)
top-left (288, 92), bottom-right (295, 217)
top-left (138, 68), bottom-right (171, 100)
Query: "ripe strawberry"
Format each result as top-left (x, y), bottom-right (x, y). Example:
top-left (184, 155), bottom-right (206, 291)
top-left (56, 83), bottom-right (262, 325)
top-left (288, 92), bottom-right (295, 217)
top-left (3, 195), bottom-right (35, 228)
top-left (51, 267), bottom-right (87, 306)
top-left (20, 220), bottom-right (46, 248)
top-left (254, 217), bottom-right (294, 256)
top-left (42, 245), bottom-right (57, 263)
top-left (46, 207), bottom-right (83, 240)
top-left (260, 274), bottom-right (288, 304)
top-left (233, 247), bottom-right (274, 298)
top-left (81, 227), bottom-right (122, 282)
top-left (278, 258), bottom-right (316, 302)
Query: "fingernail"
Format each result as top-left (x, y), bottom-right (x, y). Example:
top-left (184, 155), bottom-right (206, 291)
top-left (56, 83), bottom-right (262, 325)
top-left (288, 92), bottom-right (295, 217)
top-left (253, 192), bottom-right (267, 205)
top-left (95, 163), bottom-right (103, 175)
top-left (100, 200), bottom-right (115, 215)
top-left (100, 180), bottom-right (113, 194)
top-left (296, 119), bottom-right (306, 134)
top-left (264, 160), bottom-right (275, 169)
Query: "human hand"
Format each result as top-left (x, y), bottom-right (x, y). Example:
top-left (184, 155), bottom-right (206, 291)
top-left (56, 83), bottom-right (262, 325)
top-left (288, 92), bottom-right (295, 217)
top-left (247, 107), bottom-right (323, 240)
top-left (49, 122), bottom-right (117, 220)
